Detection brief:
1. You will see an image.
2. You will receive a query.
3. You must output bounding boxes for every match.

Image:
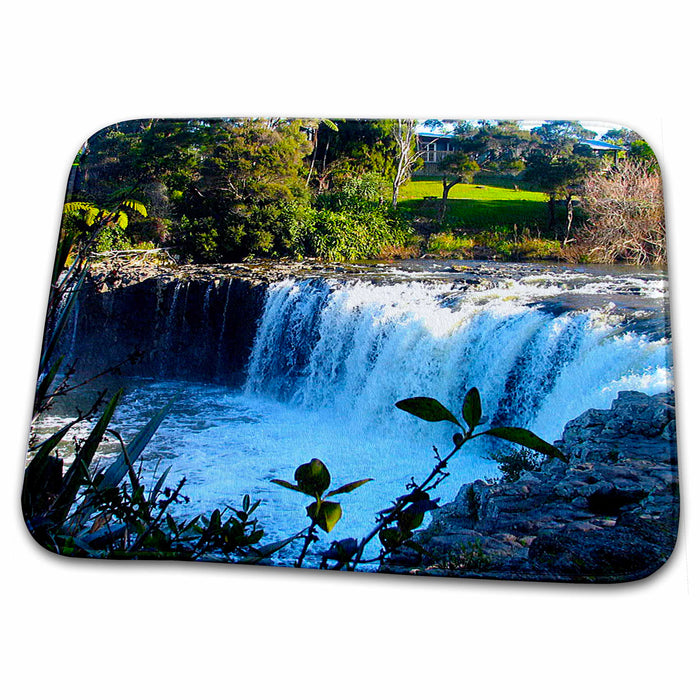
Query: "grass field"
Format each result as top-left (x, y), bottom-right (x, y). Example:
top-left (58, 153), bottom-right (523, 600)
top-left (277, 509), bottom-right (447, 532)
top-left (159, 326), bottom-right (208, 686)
top-left (397, 179), bottom-right (563, 231)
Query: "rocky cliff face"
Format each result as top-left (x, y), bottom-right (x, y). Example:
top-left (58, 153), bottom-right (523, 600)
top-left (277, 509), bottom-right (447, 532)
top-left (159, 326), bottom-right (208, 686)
top-left (383, 391), bottom-right (679, 583)
top-left (66, 262), bottom-right (270, 385)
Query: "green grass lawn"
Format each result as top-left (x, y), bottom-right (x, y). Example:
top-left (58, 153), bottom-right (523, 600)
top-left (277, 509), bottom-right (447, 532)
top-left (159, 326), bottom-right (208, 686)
top-left (398, 179), bottom-right (562, 230)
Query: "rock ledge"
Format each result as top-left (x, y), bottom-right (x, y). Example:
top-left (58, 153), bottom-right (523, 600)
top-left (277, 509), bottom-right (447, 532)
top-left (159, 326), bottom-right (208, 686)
top-left (383, 391), bottom-right (679, 583)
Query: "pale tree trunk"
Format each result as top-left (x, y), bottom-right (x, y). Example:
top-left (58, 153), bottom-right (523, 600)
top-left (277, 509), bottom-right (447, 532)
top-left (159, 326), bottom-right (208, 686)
top-left (392, 119), bottom-right (421, 208)
top-left (306, 128), bottom-right (318, 186)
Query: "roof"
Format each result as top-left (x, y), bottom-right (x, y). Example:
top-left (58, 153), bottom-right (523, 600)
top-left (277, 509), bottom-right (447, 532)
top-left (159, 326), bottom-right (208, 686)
top-left (416, 120), bottom-right (457, 138)
top-left (579, 139), bottom-right (625, 151)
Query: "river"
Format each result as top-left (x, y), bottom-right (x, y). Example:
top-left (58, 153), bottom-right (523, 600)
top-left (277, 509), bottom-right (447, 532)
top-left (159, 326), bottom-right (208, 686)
top-left (35, 260), bottom-right (673, 564)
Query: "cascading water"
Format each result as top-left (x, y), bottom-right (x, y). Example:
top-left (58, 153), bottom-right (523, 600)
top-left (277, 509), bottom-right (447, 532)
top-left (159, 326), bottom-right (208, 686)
top-left (244, 271), bottom-right (671, 443)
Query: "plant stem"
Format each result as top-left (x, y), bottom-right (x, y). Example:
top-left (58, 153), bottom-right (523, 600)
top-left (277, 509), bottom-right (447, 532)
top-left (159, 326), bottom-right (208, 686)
top-left (349, 436), bottom-right (469, 570)
top-left (295, 523), bottom-right (316, 568)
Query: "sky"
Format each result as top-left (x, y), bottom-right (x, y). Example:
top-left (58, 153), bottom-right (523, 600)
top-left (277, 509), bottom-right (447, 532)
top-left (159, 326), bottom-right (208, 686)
top-left (419, 119), bottom-right (623, 138)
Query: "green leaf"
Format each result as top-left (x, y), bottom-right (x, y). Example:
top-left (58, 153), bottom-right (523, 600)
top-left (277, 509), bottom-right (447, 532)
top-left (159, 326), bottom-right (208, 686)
top-left (322, 538), bottom-right (358, 562)
top-left (52, 390), bottom-right (123, 520)
top-left (314, 501), bottom-right (342, 533)
top-left (25, 423), bottom-right (73, 475)
top-left (238, 531), bottom-right (304, 565)
top-left (462, 387), bottom-right (482, 432)
top-left (326, 478), bottom-right (373, 498)
top-left (148, 466), bottom-right (172, 506)
top-left (294, 458), bottom-right (331, 496)
top-left (166, 514), bottom-right (178, 534)
top-left (122, 199), bottom-right (148, 218)
top-left (70, 390), bottom-right (123, 476)
top-left (34, 354), bottom-right (64, 411)
top-left (379, 527), bottom-right (404, 551)
top-left (40, 265), bottom-right (89, 371)
top-left (395, 397), bottom-right (462, 427)
top-left (271, 478), bottom-right (305, 493)
top-left (398, 506), bottom-right (426, 533)
top-left (484, 427), bottom-right (568, 462)
top-left (99, 397), bottom-right (176, 491)
top-left (52, 229), bottom-right (78, 287)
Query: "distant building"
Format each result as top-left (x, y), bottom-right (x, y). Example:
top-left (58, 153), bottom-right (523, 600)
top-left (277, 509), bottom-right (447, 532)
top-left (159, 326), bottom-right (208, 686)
top-left (414, 122), bottom-right (628, 173)
top-left (415, 120), bottom-right (458, 173)
top-left (578, 139), bottom-right (626, 164)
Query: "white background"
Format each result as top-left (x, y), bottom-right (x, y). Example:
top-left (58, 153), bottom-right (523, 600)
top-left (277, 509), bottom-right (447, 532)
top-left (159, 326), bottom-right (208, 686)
top-left (2, 2), bottom-right (697, 698)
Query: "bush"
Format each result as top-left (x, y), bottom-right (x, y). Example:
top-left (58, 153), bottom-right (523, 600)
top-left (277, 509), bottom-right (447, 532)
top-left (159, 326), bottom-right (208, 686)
top-left (293, 207), bottom-right (408, 261)
top-left (93, 225), bottom-right (132, 253)
top-left (272, 176), bottom-right (410, 261)
top-left (491, 447), bottom-right (545, 483)
top-left (172, 173), bottom-right (411, 262)
top-left (427, 228), bottom-right (562, 261)
top-left (577, 159), bottom-right (665, 265)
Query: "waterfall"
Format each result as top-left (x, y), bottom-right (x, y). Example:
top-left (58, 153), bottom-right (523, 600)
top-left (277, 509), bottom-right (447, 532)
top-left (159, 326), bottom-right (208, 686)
top-left (160, 281), bottom-right (184, 372)
top-left (216, 280), bottom-right (233, 377)
top-left (48, 264), bottom-right (673, 552)
top-left (245, 275), bottom-right (672, 442)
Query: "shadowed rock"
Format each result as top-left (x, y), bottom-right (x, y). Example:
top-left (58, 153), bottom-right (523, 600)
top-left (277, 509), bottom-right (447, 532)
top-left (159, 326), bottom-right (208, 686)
top-left (383, 391), bottom-right (679, 583)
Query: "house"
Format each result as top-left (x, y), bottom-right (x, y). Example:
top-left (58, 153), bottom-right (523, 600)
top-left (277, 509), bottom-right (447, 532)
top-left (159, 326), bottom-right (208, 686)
top-left (578, 139), bottom-right (626, 164)
top-left (414, 121), bottom-right (629, 174)
top-left (415, 120), bottom-right (458, 173)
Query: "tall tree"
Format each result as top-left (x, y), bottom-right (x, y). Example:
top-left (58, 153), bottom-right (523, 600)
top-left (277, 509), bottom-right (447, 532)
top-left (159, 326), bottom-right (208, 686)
top-left (532, 120), bottom-right (596, 152)
top-left (391, 119), bottom-right (422, 208)
top-left (601, 127), bottom-right (642, 147)
top-left (309, 119), bottom-right (396, 191)
top-left (524, 121), bottom-right (600, 236)
top-left (454, 120), bottom-right (536, 172)
top-left (174, 119), bottom-right (312, 260)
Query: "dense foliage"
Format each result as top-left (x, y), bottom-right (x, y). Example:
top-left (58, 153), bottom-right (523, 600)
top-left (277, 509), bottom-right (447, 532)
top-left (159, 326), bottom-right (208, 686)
top-left (67, 117), bottom-right (662, 262)
top-left (71, 118), bottom-right (410, 262)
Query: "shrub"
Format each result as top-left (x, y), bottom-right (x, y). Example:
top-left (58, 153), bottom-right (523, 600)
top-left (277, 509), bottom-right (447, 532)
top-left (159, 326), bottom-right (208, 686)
top-left (93, 225), bottom-right (132, 252)
top-left (427, 229), bottom-right (562, 261)
top-left (578, 159), bottom-right (665, 265)
top-left (491, 447), bottom-right (545, 483)
top-left (281, 202), bottom-right (410, 261)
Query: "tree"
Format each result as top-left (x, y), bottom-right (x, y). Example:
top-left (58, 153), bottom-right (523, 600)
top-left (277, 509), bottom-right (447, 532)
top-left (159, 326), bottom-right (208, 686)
top-left (391, 119), bottom-right (423, 208)
top-left (532, 120), bottom-right (596, 150)
top-left (524, 121), bottom-right (600, 236)
top-left (72, 119), bottom-right (213, 243)
top-left (304, 118), bottom-right (338, 186)
top-left (308, 119), bottom-right (396, 192)
top-left (437, 152), bottom-right (480, 224)
top-left (174, 119), bottom-right (312, 260)
top-left (629, 139), bottom-right (659, 169)
top-left (601, 127), bottom-right (642, 147)
top-left (454, 120), bottom-right (536, 173)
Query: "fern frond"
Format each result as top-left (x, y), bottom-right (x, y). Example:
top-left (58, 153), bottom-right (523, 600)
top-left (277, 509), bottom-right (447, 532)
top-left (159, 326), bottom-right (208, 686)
top-left (116, 211), bottom-right (129, 229)
top-left (63, 201), bottom-right (94, 215)
top-left (121, 199), bottom-right (147, 218)
top-left (85, 207), bottom-right (103, 227)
